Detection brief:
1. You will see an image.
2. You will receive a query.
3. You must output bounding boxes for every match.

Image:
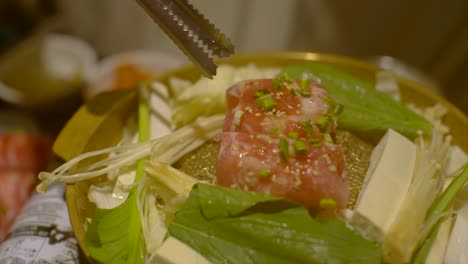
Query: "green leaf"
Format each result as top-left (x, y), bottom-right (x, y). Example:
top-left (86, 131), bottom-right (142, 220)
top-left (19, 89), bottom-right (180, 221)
top-left (281, 63), bottom-right (432, 139)
top-left (85, 192), bottom-right (144, 264)
top-left (196, 183), bottom-right (284, 219)
top-left (169, 184), bottom-right (382, 264)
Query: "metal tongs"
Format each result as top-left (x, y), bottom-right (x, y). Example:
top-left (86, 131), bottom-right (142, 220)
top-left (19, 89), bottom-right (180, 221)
top-left (136, 0), bottom-right (235, 78)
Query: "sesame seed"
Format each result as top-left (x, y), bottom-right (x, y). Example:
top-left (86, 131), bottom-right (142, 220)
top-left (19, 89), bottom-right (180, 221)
top-left (231, 144), bottom-right (239, 152)
top-left (294, 174), bottom-right (302, 187)
top-left (271, 175), bottom-right (278, 183)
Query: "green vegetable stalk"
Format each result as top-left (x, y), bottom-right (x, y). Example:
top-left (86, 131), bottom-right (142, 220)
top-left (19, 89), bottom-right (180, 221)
top-left (85, 84), bottom-right (151, 264)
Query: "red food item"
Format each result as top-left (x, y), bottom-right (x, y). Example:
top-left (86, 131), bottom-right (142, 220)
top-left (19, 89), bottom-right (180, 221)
top-left (0, 133), bottom-right (52, 242)
top-left (0, 133), bottom-right (52, 171)
top-left (217, 79), bottom-right (348, 208)
top-left (0, 170), bottom-right (37, 241)
top-left (224, 79), bottom-right (333, 135)
top-left (217, 133), bottom-right (348, 208)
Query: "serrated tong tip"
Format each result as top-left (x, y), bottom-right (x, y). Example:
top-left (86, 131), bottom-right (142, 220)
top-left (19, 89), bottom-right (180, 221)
top-left (137, 0), bottom-right (235, 78)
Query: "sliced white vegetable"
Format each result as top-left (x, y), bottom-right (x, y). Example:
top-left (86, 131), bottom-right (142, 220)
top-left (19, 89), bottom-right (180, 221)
top-left (169, 64), bottom-right (280, 102)
top-left (150, 237), bottom-right (211, 264)
top-left (445, 205), bottom-right (468, 263)
top-left (88, 184), bottom-right (126, 209)
top-left (353, 128), bottom-right (417, 241)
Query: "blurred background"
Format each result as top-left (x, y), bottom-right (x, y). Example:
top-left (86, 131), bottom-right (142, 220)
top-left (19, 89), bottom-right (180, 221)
top-left (0, 0), bottom-right (467, 255)
top-left (0, 0), bottom-right (467, 132)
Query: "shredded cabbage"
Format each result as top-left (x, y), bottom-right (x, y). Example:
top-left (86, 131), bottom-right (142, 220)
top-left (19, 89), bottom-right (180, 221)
top-left (169, 64), bottom-right (280, 127)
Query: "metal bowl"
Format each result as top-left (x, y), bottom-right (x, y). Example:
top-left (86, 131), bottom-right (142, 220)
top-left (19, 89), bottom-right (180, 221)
top-left (56, 52), bottom-right (468, 260)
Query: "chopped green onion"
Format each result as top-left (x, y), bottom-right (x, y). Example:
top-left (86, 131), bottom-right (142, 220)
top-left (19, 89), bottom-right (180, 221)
top-left (254, 89), bottom-right (277, 111)
top-left (254, 89), bottom-right (271, 98)
top-left (291, 86), bottom-right (311, 97)
top-left (299, 120), bottom-right (314, 136)
top-left (272, 78), bottom-right (282, 89)
top-left (299, 88), bottom-right (312, 97)
top-left (300, 79), bottom-right (309, 89)
top-left (290, 89), bottom-right (300, 96)
top-left (324, 95), bottom-right (336, 109)
top-left (323, 133), bottom-right (334, 144)
top-left (0, 207), bottom-right (6, 215)
top-left (288, 131), bottom-right (299, 139)
top-left (279, 72), bottom-right (292, 83)
top-left (320, 198), bottom-right (336, 209)
top-left (282, 72), bottom-right (292, 82)
top-left (294, 140), bottom-right (308, 155)
top-left (279, 138), bottom-right (289, 162)
top-left (258, 168), bottom-right (272, 178)
top-left (256, 96), bottom-right (277, 111)
top-left (268, 127), bottom-right (281, 136)
top-left (334, 104), bottom-right (344, 116)
top-left (273, 73), bottom-right (292, 89)
top-left (316, 116), bottom-right (329, 131)
top-left (310, 138), bottom-right (321, 147)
